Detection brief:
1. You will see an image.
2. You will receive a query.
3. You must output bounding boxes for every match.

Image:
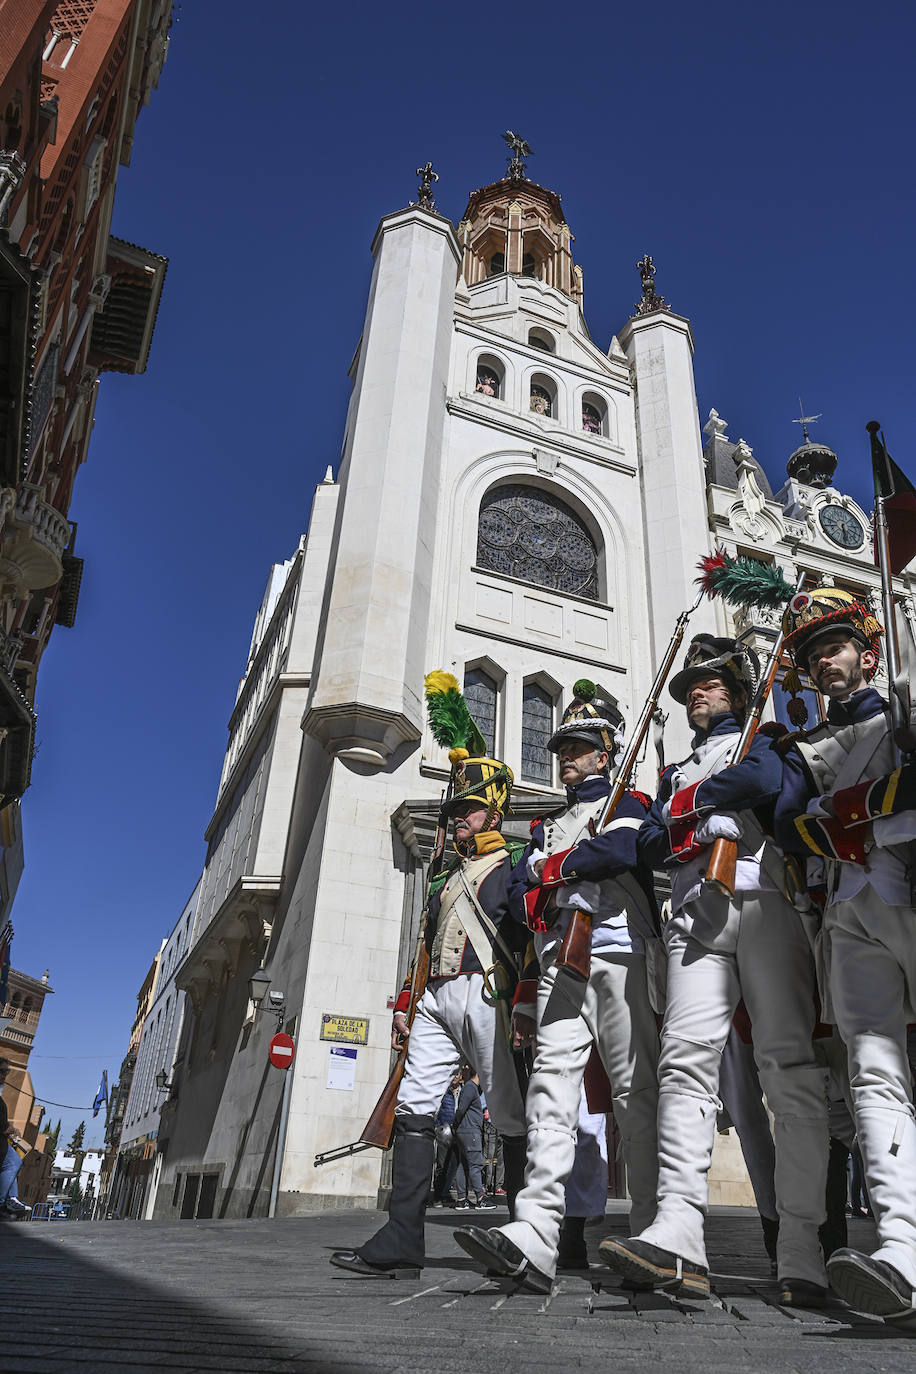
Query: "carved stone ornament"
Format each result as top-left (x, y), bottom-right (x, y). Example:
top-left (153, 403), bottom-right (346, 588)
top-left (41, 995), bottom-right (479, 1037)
top-left (503, 130), bottom-right (532, 181)
top-left (415, 161), bottom-right (438, 209)
top-left (634, 254), bottom-right (668, 315)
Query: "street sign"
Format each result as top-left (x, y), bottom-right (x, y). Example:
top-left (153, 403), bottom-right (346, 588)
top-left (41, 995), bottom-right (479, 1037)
top-left (269, 1032), bottom-right (295, 1069)
top-left (320, 1012), bottom-right (369, 1046)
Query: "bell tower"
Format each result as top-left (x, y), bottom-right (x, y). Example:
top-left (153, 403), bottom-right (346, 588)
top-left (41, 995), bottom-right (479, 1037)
top-left (455, 132), bottom-right (583, 305)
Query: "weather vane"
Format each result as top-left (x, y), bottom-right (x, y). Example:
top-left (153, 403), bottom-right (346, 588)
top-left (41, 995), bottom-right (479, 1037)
top-left (792, 397), bottom-right (822, 443)
top-left (415, 161), bottom-right (438, 210)
top-left (502, 131), bottom-right (531, 180)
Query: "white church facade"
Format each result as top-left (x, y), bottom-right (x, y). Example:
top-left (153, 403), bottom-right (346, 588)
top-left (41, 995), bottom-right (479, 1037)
top-left (155, 149), bottom-right (916, 1219)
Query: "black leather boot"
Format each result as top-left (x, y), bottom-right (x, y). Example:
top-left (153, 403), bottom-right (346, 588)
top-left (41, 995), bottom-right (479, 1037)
top-left (331, 1112), bottom-right (435, 1275)
top-left (501, 1134), bottom-right (527, 1223)
top-left (819, 1135), bottom-right (849, 1261)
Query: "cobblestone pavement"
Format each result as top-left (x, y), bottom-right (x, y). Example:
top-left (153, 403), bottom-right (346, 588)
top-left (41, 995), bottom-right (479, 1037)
top-left (3, 1203), bottom-right (913, 1373)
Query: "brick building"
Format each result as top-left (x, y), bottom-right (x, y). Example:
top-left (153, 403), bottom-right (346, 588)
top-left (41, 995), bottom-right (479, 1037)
top-left (0, 963), bottom-right (54, 1205)
top-left (0, 0), bottom-right (170, 927)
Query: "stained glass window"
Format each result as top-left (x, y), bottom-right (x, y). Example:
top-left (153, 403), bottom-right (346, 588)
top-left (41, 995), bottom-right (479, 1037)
top-left (522, 682), bottom-right (554, 784)
top-left (476, 483), bottom-right (599, 600)
top-left (464, 667), bottom-right (497, 756)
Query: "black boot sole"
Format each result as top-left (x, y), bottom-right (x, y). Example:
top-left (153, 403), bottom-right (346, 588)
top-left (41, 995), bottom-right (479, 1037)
top-left (598, 1238), bottom-right (710, 1300)
top-left (329, 1251), bottom-right (420, 1279)
top-left (828, 1252), bottom-right (916, 1319)
top-left (453, 1227), bottom-right (552, 1295)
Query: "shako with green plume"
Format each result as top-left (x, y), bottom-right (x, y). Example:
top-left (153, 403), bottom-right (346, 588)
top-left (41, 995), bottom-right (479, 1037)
top-left (424, 671), bottom-right (513, 819)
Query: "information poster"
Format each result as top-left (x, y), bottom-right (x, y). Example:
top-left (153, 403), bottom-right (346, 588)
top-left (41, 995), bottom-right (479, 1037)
top-left (327, 1045), bottom-right (357, 1091)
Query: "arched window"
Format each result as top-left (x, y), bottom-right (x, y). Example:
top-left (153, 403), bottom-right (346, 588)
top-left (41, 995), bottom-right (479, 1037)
top-left (488, 251), bottom-right (505, 277)
top-left (581, 392), bottom-right (607, 436)
top-left (521, 681), bottom-right (554, 784)
top-left (464, 667), bottom-right (498, 756)
top-left (476, 483), bottom-right (599, 600)
top-left (521, 252), bottom-right (537, 278)
top-left (475, 355), bottom-right (503, 399)
top-left (528, 328), bottom-right (554, 353)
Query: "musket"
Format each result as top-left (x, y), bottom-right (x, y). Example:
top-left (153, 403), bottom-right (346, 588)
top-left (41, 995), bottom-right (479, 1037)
top-left (314, 780), bottom-right (453, 1168)
top-left (702, 570), bottom-right (807, 899)
top-left (554, 587), bottom-right (705, 980)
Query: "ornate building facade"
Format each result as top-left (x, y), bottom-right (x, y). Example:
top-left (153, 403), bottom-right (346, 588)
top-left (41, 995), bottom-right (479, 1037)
top-left (153, 146), bottom-right (915, 1219)
top-left (0, 0), bottom-right (169, 931)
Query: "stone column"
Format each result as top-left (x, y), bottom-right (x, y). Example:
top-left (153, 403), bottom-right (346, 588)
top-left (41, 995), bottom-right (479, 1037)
top-left (303, 207), bottom-right (460, 767)
top-left (619, 308), bottom-right (716, 757)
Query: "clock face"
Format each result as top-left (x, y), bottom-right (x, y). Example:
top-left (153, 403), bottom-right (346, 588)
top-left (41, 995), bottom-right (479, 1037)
top-left (818, 503), bottom-right (865, 550)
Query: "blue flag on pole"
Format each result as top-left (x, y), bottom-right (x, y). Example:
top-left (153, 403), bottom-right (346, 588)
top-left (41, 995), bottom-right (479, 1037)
top-left (92, 1070), bottom-right (108, 1118)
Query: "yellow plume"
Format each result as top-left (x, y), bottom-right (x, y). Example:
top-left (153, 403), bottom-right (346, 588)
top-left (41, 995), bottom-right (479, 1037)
top-left (425, 670), bottom-right (460, 696)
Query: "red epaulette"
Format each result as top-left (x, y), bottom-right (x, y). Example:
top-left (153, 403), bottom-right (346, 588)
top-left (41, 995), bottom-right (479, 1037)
top-left (529, 816), bottom-right (544, 835)
top-left (628, 788), bottom-right (652, 811)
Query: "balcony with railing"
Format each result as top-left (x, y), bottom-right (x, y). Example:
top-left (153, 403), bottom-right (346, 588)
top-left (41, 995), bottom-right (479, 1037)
top-left (0, 484), bottom-right (70, 594)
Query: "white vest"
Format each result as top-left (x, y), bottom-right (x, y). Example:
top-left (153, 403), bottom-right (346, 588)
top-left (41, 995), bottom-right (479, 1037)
top-left (541, 794), bottom-right (649, 952)
top-left (795, 709), bottom-right (910, 904)
top-left (430, 848), bottom-right (506, 978)
top-left (669, 730), bottom-right (785, 913)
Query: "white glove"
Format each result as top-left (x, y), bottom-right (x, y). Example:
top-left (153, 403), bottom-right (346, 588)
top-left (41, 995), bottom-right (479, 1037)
top-left (527, 847), bottom-right (546, 882)
top-left (872, 810), bottom-right (916, 849)
top-left (660, 770), bottom-right (688, 826)
top-left (553, 880), bottom-right (601, 914)
top-left (693, 811), bottom-right (744, 843)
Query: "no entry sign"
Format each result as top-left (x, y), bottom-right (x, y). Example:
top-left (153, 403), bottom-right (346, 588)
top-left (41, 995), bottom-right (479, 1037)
top-left (269, 1032), bottom-right (295, 1069)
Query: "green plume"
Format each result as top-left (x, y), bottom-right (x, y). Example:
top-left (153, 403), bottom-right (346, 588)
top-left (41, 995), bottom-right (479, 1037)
top-left (424, 671), bottom-right (487, 756)
top-left (697, 552), bottom-right (795, 611)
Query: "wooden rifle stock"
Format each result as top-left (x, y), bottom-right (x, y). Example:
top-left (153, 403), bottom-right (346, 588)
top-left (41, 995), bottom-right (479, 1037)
top-left (316, 780), bottom-right (452, 1167)
top-left (359, 943), bottom-right (430, 1148)
top-left (555, 591), bottom-right (704, 980)
top-left (702, 570), bottom-right (806, 899)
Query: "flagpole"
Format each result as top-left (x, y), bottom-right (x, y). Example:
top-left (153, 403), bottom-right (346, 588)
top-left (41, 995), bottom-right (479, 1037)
top-left (867, 422), bottom-right (916, 752)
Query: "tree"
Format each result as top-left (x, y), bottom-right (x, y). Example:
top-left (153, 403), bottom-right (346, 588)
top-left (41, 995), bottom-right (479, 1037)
top-left (45, 1118), bottom-right (61, 1154)
top-left (66, 1121), bottom-right (86, 1153)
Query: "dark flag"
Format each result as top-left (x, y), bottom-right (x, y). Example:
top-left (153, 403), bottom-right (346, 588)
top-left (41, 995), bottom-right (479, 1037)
top-left (870, 424), bottom-right (916, 574)
top-left (92, 1070), bottom-right (108, 1118)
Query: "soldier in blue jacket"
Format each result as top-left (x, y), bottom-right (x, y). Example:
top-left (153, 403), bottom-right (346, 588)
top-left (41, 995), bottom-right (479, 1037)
top-left (773, 587), bottom-right (916, 1327)
top-left (453, 686), bottom-right (661, 1292)
top-left (600, 635), bottom-right (829, 1307)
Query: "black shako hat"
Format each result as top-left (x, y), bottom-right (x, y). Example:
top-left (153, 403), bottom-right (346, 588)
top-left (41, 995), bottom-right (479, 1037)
top-left (669, 634), bottom-right (759, 708)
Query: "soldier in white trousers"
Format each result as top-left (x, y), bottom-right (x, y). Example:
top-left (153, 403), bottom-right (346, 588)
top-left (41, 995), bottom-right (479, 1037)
top-left (601, 635), bottom-right (830, 1306)
top-left (774, 586), bottom-right (916, 1327)
top-left (330, 752), bottom-right (532, 1277)
top-left (453, 684), bottom-right (661, 1292)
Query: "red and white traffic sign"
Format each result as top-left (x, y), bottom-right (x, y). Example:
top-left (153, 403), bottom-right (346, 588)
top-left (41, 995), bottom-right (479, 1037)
top-left (269, 1032), bottom-right (295, 1069)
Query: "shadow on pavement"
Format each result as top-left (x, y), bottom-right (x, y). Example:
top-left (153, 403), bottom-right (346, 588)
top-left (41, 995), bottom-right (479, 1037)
top-left (1, 1223), bottom-right (366, 1374)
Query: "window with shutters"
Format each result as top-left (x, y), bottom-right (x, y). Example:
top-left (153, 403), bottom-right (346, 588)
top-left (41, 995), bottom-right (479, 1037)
top-left (521, 681), bottom-right (554, 784)
top-left (476, 483), bottom-right (599, 600)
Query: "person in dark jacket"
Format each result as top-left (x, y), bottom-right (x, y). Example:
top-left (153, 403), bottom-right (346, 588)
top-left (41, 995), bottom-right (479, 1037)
top-left (772, 587), bottom-right (916, 1326)
top-left (454, 685), bottom-right (660, 1293)
top-left (600, 635), bottom-right (828, 1308)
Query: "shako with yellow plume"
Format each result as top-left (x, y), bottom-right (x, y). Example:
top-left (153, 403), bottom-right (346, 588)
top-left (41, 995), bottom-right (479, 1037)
top-left (424, 671), bottom-right (513, 823)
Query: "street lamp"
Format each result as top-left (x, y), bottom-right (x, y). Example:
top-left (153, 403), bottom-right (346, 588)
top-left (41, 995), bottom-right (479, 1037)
top-left (248, 968), bottom-right (271, 1008)
top-left (154, 1070), bottom-right (172, 1092)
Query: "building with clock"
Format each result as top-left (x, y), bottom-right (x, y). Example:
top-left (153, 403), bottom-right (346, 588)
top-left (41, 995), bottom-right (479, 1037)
top-left (152, 144), bottom-right (916, 1221)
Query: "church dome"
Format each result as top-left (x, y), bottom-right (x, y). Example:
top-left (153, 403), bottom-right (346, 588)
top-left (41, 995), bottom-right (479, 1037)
top-left (456, 135), bottom-right (582, 303)
top-left (786, 439), bottom-right (838, 489)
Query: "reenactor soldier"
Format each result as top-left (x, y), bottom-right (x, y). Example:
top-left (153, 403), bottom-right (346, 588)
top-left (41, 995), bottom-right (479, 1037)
top-left (774, 588), bottom-right (916, 1326)
top-left (601, 635), bottom-right (830, 1307)
top-left (454, 684), bottom-right (661, 1292)
top-left (330, 748), bottom-right (532, 1278)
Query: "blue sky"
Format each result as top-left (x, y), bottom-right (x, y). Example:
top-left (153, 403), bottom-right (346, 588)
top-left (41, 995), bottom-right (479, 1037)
top-left (13, 0), bottom-right (916, 1145)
